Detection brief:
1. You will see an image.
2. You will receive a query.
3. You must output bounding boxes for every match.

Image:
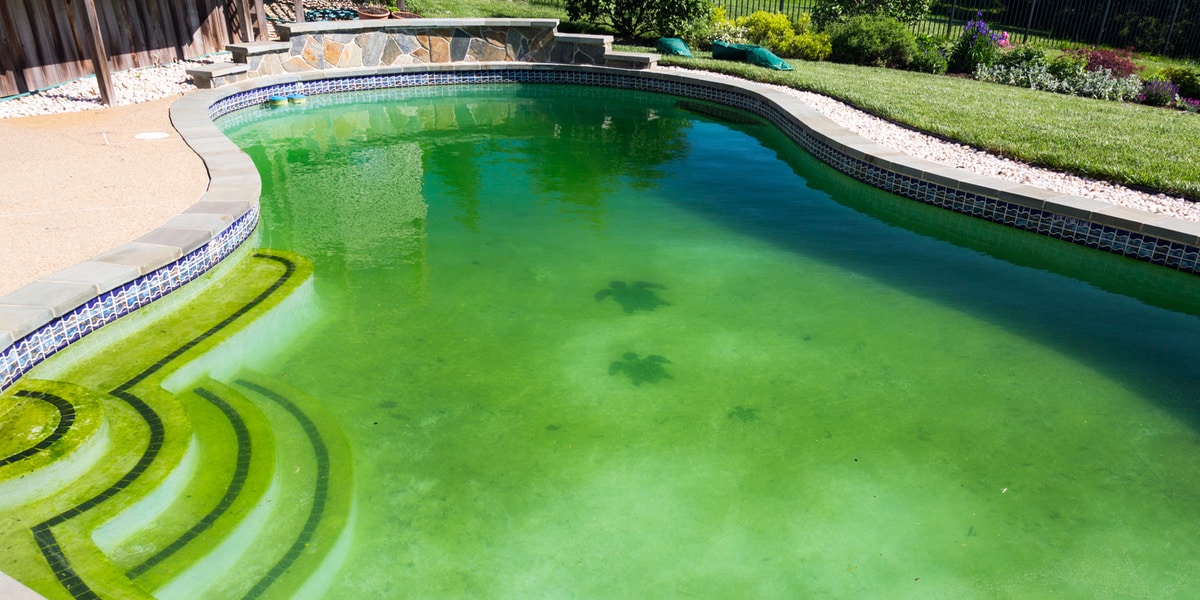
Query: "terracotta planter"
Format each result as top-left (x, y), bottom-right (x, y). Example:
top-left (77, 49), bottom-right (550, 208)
top-left (390, 10), bottom-right (421, 18)
top-left (356, 7), bottom-right (390, 19)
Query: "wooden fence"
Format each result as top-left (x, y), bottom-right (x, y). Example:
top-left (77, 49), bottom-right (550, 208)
top-left (0, 0), bottom-right (267, 98)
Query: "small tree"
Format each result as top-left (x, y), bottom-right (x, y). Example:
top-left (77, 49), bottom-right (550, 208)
top-left (566, 0), bottom-right (711, 39)
top-left (813, 0), bottom-right (931, 26)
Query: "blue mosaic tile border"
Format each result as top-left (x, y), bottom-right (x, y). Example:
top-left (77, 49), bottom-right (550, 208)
top-left (0, 207), bottom-right (260, 391)
top-left (208, 68), bottom-right (1200, 276)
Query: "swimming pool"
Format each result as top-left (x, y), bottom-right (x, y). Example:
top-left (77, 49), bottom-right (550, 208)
top-left (3, 74), bottom-right (1200, 598)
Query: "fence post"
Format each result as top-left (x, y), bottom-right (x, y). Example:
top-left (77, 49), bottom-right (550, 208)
top-left (1022, 0), bottom-right (1036, 44)
top-left (1163, 0), bottom-right (1183, 55)
top-left (255, 0), bottom-right (267, 40)
top-left (81, 0), bottom-right (114, 106)
top-left (237, 0), bottom-right (255, 42)
top-left (948, 0), bottom-right (958, 37)
top-left (295, 0), bottom-right (304, 22)
top-left (1096, 0), bottom-right (1113, 46)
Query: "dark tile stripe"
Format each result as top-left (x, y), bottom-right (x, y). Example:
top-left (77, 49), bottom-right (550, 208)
top-left (0, 390), bottom-right (75, 466)
top-left (31, 525), bottom-right (99, 600)
top-left (234, 379), bottom-right (330, 600)
top-left (126, 387), bottom-right (253, 579)
top-left (32, 253), bottom-right (296, 599)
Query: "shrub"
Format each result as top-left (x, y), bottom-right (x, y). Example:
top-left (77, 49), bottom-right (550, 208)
top-left (739, 11), bottom-right (795, 49)
top-left (1073, 69), bottom-right (1143, 101)
top-left (908, 34), bottom-right (949, 74)
top-left (975, 61), bottom-right (1143, 101)
top-left (948, 12), bottom-right (1003, 73)
top-left (782, 14), bottom-right (834, 60)
top-left (678, 6), bottom-right (747, 50)
top-left (812, 0), bottom-right (931, 26)
top-left (1159, 67), bottom-right (1200, 100)
top-left (1180, 97), bottom-right (1200, 113)
top-left (827, 14), bottom-right (915, 68)
top-left (1140, 79), bottom-right (1180, 106)
top-left (994, 46), bottom-right (1045, 69)
top-left (1047, 53), bottom-right (1087, 81)
top-left (566, 0), bottom-right (710, 38)
top-left (1064, 47), bottom-right (1141, 79)
top-left (736, 11), bottom-right (832, 60)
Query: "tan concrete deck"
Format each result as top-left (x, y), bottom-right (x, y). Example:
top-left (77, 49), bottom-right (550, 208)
top-left (0, 96), bottom-right (208, 296)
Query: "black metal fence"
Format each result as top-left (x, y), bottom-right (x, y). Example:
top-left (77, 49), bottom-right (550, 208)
top-left (714, 0), bottom-right (1199, 58)
top-left (538, 0), bottom-right (1199, 58)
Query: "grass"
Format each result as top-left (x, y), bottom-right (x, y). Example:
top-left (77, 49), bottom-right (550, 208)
top-left (645, 48), bottom-right (1200, 200)
top-left (418, 0), bottom-right (1200, 199)
top-left (405, 0), bottom-right (565, 19)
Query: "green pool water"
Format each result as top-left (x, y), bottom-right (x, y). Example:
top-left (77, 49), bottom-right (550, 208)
top-left (8, 83), bottom-right (1200, 598)
top-left (222, 84), bottom-right (1200, 597)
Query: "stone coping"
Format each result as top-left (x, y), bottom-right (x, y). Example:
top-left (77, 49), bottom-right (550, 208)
top-left (3, 62), bottom-right (1199, 395)
top-left (278, 18), bottom-right (561, 37)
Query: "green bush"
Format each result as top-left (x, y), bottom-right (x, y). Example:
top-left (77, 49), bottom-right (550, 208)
top-left (736, 11), bottom-right (832, 60)
top-left (994, 46), bottom-right (1046, 69)
top-left (566, 0), bottom-right (710, 38)
top-left (1047, 53), bottom-right (1087, 81)
top-left (908, 33), bottom-right (948, 74)
top-left (1160, 66), bottom-right (1200, 99)
top-left (782, 14), bottom-right (834, 60)
top-left (678, 6), bottom-right (748, 50)
top-left (827, 14), bottom-right (915, 69)
top-left (739, 11), bottom-right (795, 50)
top-left (812, 0), bottom-right (931, 26)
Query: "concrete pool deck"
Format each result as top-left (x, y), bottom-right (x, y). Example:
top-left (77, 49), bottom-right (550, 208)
top-left (0, 96), bottom-right (209, 297)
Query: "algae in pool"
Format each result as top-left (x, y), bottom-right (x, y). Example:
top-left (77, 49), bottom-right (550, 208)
top-left (7, 83), bottom-right (1200, 598)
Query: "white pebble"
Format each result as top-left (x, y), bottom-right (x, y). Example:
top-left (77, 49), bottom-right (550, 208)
top-left (0, 53), bottom-right (231, 119)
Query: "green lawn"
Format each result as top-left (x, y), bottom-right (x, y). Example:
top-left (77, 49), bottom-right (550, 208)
top-left (409, 0), bottom-right (1200, 200)
top-left (406, 0), bottom-right (565, 19)
top-left (652, 52), bottom-right (1200, 199)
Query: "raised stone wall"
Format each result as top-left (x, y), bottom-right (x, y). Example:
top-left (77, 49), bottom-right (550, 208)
top-left (237, 19), bottom-right (611, 80)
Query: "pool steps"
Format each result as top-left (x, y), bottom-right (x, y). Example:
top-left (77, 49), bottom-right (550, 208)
top-left (0, 384), bottom-right (109, 513)
top-left (1, 253), bottom-right (354, 598)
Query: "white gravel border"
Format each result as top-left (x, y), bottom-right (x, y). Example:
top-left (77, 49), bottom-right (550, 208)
top-left (4, 58), bottom-right (1195, 223)
top-left (0, 53), bottom-right (231, 119)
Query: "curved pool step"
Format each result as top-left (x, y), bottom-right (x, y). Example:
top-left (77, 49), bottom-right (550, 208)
top-left (96, 381), bottom-right (276, 582)
top-left (144, 374), bottom-right (354, 599)
top-left (0, 251), bottom-right (322, 598)
top-left (0, 382), bottom-right (110, 513)
top-left (0, 379), bottom-right (196, 599)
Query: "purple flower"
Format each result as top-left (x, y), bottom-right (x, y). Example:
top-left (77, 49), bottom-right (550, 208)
top-left (1141, 79), bottom-right (1180, 107)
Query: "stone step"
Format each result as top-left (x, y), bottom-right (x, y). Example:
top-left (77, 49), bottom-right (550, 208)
top-left (226, 41), bottom-right (291, 64)
top-left (185, 63), bottom-right (250, 89)
top-left (605, 51), bottom-right (660, 70)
